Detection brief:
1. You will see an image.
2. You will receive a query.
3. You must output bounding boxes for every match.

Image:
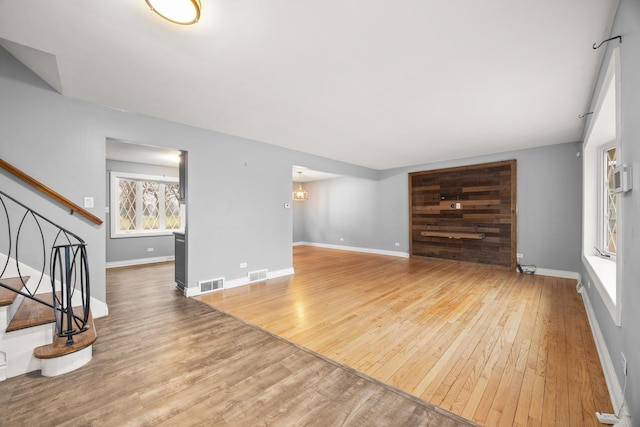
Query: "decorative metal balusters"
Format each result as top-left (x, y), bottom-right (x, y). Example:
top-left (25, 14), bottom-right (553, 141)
top-left (0, 190), bottom-right (91, 345)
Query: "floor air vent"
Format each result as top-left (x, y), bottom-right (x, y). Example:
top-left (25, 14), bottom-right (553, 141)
top-left (199, 278), bottom-right (224, 294)
top-left (248, 269), bottom-right (268, 283)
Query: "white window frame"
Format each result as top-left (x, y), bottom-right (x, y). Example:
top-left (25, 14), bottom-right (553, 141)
top-left (599, 143), bottom-right (617, 259)
top-left (110, 171), bottom-right (183, 238)
top-left (582, 48), bottom-right (621, 326)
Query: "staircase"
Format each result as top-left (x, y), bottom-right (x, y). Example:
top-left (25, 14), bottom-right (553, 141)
top-left (0, 162), bottom-right (99, 380)
top-left (0, 275), bottom-right (96, 380)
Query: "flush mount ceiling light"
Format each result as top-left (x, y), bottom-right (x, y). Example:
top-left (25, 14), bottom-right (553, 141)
top-left (145, 0), bottom-right (201, 25)
top-left (293, 171), bottom-right (308, 201)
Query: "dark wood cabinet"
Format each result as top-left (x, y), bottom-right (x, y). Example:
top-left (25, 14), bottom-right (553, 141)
top-left (176, 150), bottom-right (188, 291)
top-left (409, 160), bottom-right (517, 269)
top-left (174, 232), bottom-right (187, 290)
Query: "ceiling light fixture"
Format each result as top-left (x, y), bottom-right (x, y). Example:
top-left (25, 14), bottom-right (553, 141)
top-left (145, 0), bottom-right (201, 25)
top-left (293, 171), bottom-right (308, 201)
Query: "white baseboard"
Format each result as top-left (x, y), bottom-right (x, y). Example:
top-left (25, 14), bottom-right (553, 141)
top-left (294, 242), bottom-right (409, 258)
top-left (90, 297), bottom-right (109, 318)
top-left (184, 286), bottom-right (199, 297)
top-left (295, 244), bottom-right (583, 277)
top-left (531, 268), bottom-right (581, 280)
top-left (0, 352), bottom-right (6, 381)
top-left (106, 256), bottom-right (175, 269)
top-left (578, 285), bottom-right (631, 425)
top-left (185, 267), bottom-right (295, 296)
top-left (225, 267), bottom-right (295, 290)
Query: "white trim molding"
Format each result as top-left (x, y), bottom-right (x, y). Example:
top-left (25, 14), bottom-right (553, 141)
top-left (581, 47), bottom-right (623, 327)
top-left (0, 352), bottom-right (6, 381)
top-left (577, 284), bottom-right (632, 426)
top-left (185, 268), bottom-right (296, 297)
top-left (106, 256), bottom-right (175, 269)
top-left (293, 242), bottom-right (409, 258)
top-left (532, 268), bottom-right (581, 280)
top-left (90, 297), bottom-right (109, 319)
top-left (295, 244), bottom-right (580, 278)
top-left (225, 268), bottom-right (295, 290)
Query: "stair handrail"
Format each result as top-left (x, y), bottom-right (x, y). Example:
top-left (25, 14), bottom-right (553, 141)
top-left (0, 158), bottom-right (103, 225)
top-left (0, 189), bottom-right (91, 344)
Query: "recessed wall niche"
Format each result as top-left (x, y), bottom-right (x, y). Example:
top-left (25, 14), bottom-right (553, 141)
top-left (409, 160), bottom-right (517, 269)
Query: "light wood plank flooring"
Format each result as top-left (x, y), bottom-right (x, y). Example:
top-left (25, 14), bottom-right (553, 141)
top-left (198, 245), bottom-right (613, 427)
top-left (0, 261), bottom-right (475, 426)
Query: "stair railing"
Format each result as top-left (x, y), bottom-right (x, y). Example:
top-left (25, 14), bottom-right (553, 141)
top-left (0, 189), bottom-right (91, 345)
top-left (0, 158), bottom-right (102, 225)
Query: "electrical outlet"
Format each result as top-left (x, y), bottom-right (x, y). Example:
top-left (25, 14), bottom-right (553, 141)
top-left (622, 352), bottom-right (627, 376)
top-left (517, 253), bottom-right (524, 259)
top-left (147, 248), bottom-right (154, 252)
top-left (240, 262), bottom-right (247, 269)
top-left (394, 242), bottom-right (400, 247)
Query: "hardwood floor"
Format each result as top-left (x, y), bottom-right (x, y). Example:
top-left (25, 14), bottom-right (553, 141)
top-left (0, 261), bottom-right (475, 426)
top-left (198, 246), bottom-right (613, 427)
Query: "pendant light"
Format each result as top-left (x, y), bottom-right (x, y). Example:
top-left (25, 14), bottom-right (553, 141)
top-left (145, 0), bottom-right (201, 25)
top-left (293, 171), bottom-right (308, 201)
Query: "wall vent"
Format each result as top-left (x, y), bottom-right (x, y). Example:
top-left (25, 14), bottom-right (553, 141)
top-left (248, 269), bottom-right (268, 283)
top-left (199, 278), bottom-right (224, 294)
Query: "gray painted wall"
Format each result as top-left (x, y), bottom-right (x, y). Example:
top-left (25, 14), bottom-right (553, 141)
top-left (1, 48), bottom-right (108, 301)
top-left (299, 176), bottom-right (380, 249)
top-left (105, 159), bottom-right (178, 264)
top-left (0, 46), bottom-right (375, 304)
top-left (3, 21), bottom-right (634, 420)
top-left (298, 142), bottom-right (583, 273)
top-left (581, 0), bottom-right (640, 423)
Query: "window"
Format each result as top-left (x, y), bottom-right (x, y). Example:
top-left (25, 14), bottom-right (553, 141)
top-left (582, 47), bottom-right (621, 325)
top-left (602, 145), bottom-right (617, 257)
top-left (110, 171), bottom-right (182, 238)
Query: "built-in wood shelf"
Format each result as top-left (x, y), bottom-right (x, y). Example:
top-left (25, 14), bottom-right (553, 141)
top-left (421, 231), bottom-right (485, 240)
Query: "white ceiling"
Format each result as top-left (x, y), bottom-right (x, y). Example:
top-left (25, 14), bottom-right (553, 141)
top-left (0, 1), bottom-right (618, 170)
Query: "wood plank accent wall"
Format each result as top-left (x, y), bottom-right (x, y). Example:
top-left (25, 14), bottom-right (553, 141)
top-left (409, 160), bottom-right (517, 269)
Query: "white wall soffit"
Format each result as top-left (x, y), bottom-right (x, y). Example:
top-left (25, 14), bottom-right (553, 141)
top-left (106, 138), bottom-right (181, 168)
top-left (0, 38), bottom-right (62, 94)
top-left (292, 166), bottom-right (341, 183)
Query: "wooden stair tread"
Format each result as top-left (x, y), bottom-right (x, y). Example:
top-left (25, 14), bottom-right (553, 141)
top-left (34, 311), bottom-right (97, 359)
top-left (0, 276), bottom-right (29, 306)
top-left (5, 292), bottom-right (56, 332)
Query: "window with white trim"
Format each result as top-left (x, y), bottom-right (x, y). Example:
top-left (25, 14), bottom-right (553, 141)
top-left (601, 144), bottom-right (617, 257)
top-left (110, 171), bottom-right (182, 238)
top-left (582, 47), bottom-right (621, 325)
